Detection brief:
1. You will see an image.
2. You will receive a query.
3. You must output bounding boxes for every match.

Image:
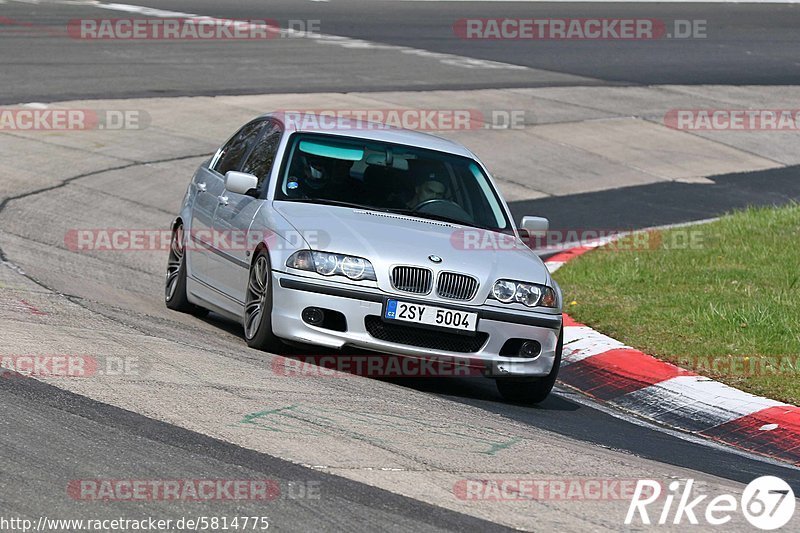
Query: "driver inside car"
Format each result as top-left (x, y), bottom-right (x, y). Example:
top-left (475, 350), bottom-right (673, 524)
top-left (287, 155), bottom-right (332, 199)
top-left (407, 175), bottom-right (449, 209)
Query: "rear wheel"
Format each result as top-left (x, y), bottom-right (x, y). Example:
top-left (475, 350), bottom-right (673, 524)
top-left (496, 327), bottom-right (563, 405)
top-left (165, 223), bottom-right (208, 317)
top-left (244, 251), bottom-right (285, 352)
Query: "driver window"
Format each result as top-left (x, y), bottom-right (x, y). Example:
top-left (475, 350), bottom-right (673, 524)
top-left (241, 122), bottom-right (282, 188)
top-left (213, 121), bottom-right (264, 176)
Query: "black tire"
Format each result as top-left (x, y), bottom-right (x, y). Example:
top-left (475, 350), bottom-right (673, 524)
top-left (496, 326), bottom-right (563, 405)
top-left (243, 250), bottom-right (285, 352)
top-left (165, 223), bottom-right (208, 317)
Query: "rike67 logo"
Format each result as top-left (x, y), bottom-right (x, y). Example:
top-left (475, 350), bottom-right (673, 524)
top-left (626, 476), bottom-right (795, 530)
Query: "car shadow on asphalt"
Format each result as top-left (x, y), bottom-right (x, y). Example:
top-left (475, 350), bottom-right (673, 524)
top-left (196, 310), bottom-right (246, 337)
top-left (381, 376), bottom-right (580, 412)
top-left (197, 312), bottom-right (580, 410)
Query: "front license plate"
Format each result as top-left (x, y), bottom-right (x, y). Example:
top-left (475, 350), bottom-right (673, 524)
top-left (384, 300), bottom-right (478, 332)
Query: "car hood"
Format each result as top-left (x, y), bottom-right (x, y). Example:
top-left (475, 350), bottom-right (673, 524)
top-left (273, 201), bottom-right (550, 289)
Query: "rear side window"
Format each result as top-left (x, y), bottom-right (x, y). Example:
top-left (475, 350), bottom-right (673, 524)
top-left (213, 121), bottom-right (264, 175)
top-left (241, 122), bottom-right (282, 188)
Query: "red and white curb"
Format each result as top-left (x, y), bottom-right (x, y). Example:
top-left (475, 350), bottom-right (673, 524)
top-left (545, 245), bottom-right (800, 466)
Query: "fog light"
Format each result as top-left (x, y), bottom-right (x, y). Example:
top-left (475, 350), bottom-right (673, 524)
top-left (518, 341), bottom-right (541, 358)
top-left (302, 307), bottom-right (325, 325)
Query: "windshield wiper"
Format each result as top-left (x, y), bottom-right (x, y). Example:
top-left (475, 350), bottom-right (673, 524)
top-left (282, 198), bottom-right (388, 212)
top-left (385, 208), bottom-right (491, 230)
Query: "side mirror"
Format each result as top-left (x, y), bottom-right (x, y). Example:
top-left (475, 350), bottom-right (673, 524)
top-left (225, 171), bottom-right (259, 196)
top-left (520, 216), bottom-right (549, 233)
top-left (519, 216), bottom-right (549, 250)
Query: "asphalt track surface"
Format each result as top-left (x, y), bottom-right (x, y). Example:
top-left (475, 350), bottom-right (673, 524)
top-left (2, 1), bottom-right (800, 532)
top-left (511, 164), bottom-right (800, 231)
top-left (0, 376), bottom-right (513, 533)
top-left (2, 1), bottom-right (800, 104)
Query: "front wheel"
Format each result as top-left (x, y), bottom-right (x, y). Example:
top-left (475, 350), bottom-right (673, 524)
top-left (243, 251), bottom-right (285, 352)
top-left (496, 327), bottom-right (563, 405)
top-left (165, 223), bottom-right (208, 317)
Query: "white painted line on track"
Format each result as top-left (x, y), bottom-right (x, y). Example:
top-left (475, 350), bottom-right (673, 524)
top-left (51, 0), bottom-right (530, 71)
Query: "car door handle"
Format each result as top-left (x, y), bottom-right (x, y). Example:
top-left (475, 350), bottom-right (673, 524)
top-left (197, 182), bottom-right (207, 192)
top-left (217, 195), bottom-right (229, 206)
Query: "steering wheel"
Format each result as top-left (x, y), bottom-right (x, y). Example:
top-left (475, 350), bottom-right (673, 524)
top-left (412, 198), bottom-right (461, 212)
top-left (411, 198), bottom-right (475, 225)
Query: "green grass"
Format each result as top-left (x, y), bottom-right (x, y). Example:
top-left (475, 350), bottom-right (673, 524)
top-left (554, 203), bottom-right (800, 405)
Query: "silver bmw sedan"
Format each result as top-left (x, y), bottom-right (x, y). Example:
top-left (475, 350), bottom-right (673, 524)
top-left (167, 113), bottom-right (563, 403)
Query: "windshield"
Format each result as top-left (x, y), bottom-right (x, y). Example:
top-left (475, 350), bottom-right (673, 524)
top-left (276, 133), bottom-right (510, 231)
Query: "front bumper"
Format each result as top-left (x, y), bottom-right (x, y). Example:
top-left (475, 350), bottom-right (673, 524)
top-left (271, 273), bottom-right (562, 378)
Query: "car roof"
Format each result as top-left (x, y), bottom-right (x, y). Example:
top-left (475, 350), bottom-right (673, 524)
top-left (261, 112), bottom-right (476, 159)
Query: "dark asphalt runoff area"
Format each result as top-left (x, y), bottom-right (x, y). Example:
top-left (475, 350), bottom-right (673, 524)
top-left (510, 164), bottom-right (800, 231)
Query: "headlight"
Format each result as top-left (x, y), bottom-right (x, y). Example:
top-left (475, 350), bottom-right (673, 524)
top-left (313, 252), bottom-right (339, 276)
top-left (286, 250), bottom-right (377, 281)
top-left (491, 280), bottom-right (517, 302)
top-left (491, 279), bottom-right (558, 308)
top-left (340, 256), bottom-right (368, 279)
